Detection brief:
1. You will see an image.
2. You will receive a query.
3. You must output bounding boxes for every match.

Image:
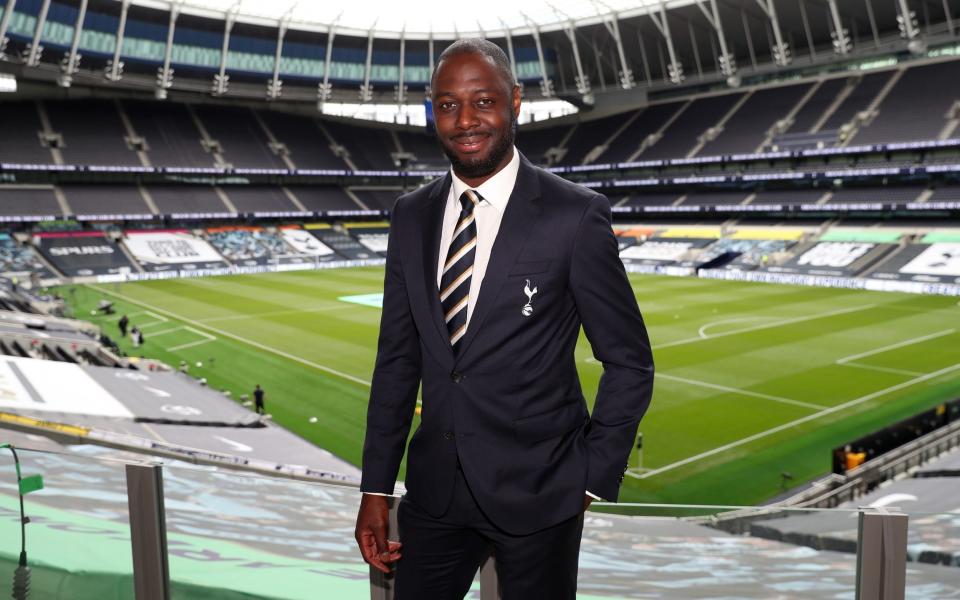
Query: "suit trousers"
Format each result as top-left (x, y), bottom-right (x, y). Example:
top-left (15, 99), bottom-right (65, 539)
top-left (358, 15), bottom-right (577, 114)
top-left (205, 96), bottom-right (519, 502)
top-left (394, 465), bottom-right (584, 600)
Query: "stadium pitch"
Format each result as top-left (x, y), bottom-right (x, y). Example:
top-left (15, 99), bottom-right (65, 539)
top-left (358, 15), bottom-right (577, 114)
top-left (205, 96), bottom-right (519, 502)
top-left (61, 269), bottom-right (960, 506)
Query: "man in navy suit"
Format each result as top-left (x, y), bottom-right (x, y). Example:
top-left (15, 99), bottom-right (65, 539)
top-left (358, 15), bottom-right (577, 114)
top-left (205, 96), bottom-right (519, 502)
top-left (355, 38), bottom-right (654, 599)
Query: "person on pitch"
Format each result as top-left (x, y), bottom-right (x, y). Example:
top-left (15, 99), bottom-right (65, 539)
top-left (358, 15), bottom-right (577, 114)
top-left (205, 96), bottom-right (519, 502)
top-left (355, 38), bottom-right (654, 599)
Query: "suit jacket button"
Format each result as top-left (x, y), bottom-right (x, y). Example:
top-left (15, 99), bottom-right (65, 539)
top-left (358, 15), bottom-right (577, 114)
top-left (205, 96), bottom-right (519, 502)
top-left (450, 371), bottom-right (463, 383)
top-left (443, 431), bottom-right (454, 440)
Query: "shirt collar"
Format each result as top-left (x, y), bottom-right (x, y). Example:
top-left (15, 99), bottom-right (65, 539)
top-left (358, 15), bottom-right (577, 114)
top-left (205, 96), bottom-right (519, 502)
top-left (449, 146), bottom-right (520, 214)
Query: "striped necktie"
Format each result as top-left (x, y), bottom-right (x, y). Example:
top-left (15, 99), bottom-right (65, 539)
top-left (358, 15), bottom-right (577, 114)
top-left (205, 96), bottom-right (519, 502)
top-left (439, 189), bottom-right (480, 352)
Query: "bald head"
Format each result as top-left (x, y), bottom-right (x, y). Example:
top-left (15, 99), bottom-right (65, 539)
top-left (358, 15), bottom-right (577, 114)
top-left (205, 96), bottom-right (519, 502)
top-left (431, 38), bottom-right (516, 96)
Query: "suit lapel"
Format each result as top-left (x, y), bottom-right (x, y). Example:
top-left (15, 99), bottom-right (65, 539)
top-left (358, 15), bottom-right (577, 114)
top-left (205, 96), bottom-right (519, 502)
top-left (454, 157), bottom-right (542, 363)
top-left (418, 173), bottom-right (455, 358)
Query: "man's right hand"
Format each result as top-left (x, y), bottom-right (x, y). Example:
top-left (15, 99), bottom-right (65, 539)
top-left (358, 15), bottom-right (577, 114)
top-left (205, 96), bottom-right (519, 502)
top-left (355, 494), bottom-right (402, 574)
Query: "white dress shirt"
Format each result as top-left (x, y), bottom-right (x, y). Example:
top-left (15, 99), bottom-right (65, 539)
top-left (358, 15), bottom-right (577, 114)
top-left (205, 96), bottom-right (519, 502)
top-left (436, 146), bottom-right (521, 325)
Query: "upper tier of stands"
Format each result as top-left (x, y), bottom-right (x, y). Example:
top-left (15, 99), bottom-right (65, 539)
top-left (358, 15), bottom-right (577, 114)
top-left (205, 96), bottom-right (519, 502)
top-left (1, 57), bottom-right (958, 174)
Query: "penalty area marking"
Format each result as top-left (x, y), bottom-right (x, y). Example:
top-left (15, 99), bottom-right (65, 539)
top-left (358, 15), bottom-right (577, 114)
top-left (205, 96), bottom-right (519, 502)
top-left (166, 326), bottom-right (217, 352)
top-left (628, 361), bottom-right (960, 481)
top-left (697, 316), bottom-right (776, 339)
top-left (88, 285), bottom-right (372, 387)
top-left (656, 304), bottom-right (876, 349)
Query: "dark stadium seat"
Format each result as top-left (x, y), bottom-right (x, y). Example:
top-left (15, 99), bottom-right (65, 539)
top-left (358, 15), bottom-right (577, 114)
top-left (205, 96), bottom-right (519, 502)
top-left (819, 71), bottom-right (893, 132)
top-left (61, 185), bottom-right (154, 218)
top-left (194, 105), bottom-right (287, 169)
top-left (123, 101), bottom-right (216, 168)
top-left (259, 111), bottom-right (348, 170)
top-left (45, 100), bottom-right (141, 166)
top-left (147, 185), bottom-right (232, 215)
top-left (220, 187), bottom-right (301, 213)
top-left (323, 120), bottom-right (397, 170)
top-left (642, 93), bottom-right (745, 160)
top-left (560, 114), bottom-right (629, 166)
top-left (515, 124), bottom-right (573, 165)
top-left (0, 187), bottom-right (62, 218)
top-left (0, 101), bottom-right (55, 164)
top-left (851, 61), bottom-right (960, 145)
top-left (828, 185), bottom-right (924, 204)
top-left (602, 102), bottom-right (687, 163)
top-left (699, 83), bottom-right (812, 156)
top-left (287, 186), bottom-right (361, 212)
top-left (784, 78), bottom-right (848, 134)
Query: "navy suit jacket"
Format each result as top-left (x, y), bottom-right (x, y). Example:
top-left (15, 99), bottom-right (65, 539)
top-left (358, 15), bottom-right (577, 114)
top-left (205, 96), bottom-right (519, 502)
top-left (361, 155), bottom-right (654, 535)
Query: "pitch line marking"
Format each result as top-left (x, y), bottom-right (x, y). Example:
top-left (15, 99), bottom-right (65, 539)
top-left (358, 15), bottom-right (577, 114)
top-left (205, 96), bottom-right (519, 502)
top-left (145, 326), bottom-right (184, 337)
top-left (167, 339), bottom-right (214, 352)
top-left (697, 316), bottom-right (775, 339)
top-left (655, 373), bottom-right (826, 411)
top-left (656, 304), bottom-right (877, 349)
top-left (89, 285), bottom-right (372, 387)
top-left (835, 329), bottom-right (955, 364)
top-left (840, 363), bottom-right (925, 377)
top-left (628, 361), bottom-right (960, 481)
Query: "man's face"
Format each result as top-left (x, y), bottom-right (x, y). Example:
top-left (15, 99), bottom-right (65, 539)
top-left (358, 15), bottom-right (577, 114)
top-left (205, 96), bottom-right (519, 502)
top-left (432, 52), bottom-right (521, 183)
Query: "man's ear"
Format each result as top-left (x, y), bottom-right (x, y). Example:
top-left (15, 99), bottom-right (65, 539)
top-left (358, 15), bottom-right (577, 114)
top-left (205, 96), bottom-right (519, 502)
top-left (512, 84), bottom-right (522, 119)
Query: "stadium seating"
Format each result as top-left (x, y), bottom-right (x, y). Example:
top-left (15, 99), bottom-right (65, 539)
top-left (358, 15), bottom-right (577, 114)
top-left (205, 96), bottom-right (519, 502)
top-left (852, 61), bottom-right (960, 144)
top-left (828, 185), bottom-right (924, 204)
top-left (698, 83), bottom-right (811, 156)
top-left (643, 92), bottom-right (745, 159)
top-left (258, 111), bottom-right (347, 170)
top-left (123, 101), bottom-right (216, 168)
top-left (560, 114), bottom-right (628, 166)
top-left (221, 187), bottom-right (303, 214)
top-left (0, 101), bottom-right (56, 164)
top-left (751, 189), bottom-right (828, 206)
top-left (60, 185), bottom-right (154, 218)
top-left (45, 100), bottom-right (141, 166)
top-left (820, 72), bottom-right (893, 133)
top-left (323, 120), bottom-right (397, 170)
top-left (601, 102), bottom-right (687, 163)
top-left (146, 185), bottom-right (233, 215)
top-left (194, 105), bottom-right (288, 169)
top-left (0, 187), bottom-right (61, 219)
top-left (679, 190), bottom-right (750, 206)
top-left (515, 124), bottom-right (573, 165)
top-left (286, 186), bottom-right (361, 212)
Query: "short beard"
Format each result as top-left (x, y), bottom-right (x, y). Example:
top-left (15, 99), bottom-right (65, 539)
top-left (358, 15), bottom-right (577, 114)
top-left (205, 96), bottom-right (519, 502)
top-left (440, 113), bottom-right (516, 180)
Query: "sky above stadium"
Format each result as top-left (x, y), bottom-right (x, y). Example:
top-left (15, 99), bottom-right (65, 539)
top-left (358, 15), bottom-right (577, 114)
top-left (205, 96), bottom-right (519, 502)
top-left (137, 0), bottom-right (697, 38)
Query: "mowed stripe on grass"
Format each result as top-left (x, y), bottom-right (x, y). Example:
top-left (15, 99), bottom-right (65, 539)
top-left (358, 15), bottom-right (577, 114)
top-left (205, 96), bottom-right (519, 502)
top-left (65, 270), bottom-right (960, 505)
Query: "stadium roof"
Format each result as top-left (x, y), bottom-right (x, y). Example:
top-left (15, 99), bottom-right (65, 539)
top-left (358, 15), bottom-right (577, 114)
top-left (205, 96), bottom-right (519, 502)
top-left (133, 0), bottom-right (698, 39)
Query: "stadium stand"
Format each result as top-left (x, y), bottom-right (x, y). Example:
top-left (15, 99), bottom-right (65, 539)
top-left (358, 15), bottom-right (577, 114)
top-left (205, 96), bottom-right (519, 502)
top-left (698, 83), bottom-right (812, 156)
top-left (560, 113), bottom-right (628, 166)
top-left (750, 189), bottom-right (828, 206)
top-left (44, 100), bottom-right (141, 166)
top-left (783, 78), bottom-right (847, 135)
top-left (220, 186), bottom-right (303, 214)
top-left (928, 186), bottom-right (960, 202)
top-left (396, 130), bottom-right (448, 168)
top-left (350, 189), bottom-right (403, 211)
top-left (206, 227), bottom-right (291, 265)
top-left (0, 233), bottom-right (52, 279)
top-left (146, 185), bottom-right (233, 216)
top-left (620, 193), bottom-right (682, 207)
top-left (828, 185), bottom-right (924, 204)
top-left (643, 92), bottom-right (745, 159)
top-left (286, 186), bottom-right (360, 212)
top-left (323, 120), bottom-right (397, 170)
top-left (194, 105), bottom-right (287, 169)
top-left (258, 111), bottom-right (346, 170)
top-left (679, 190), bottom-right (750, 206)
top-left (601, 102), bottom-right (687, 163)
top-left (60, 185), bottom-right (154, 219)
top-left (122, 101), bottom-right (215, 168)
top-left (0, 187), bottom-right (61, 219)
top-left (819, 71), bottom-right (894, 133)
top-left (515, 124), bottom-right (573, 165)
top-left (0, 101), bottom-right (56, 164)
top-left (851, 61), bottom-right (960, 145)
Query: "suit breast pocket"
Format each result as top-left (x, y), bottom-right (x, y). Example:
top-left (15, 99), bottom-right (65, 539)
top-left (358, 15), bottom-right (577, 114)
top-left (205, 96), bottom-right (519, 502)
top-left (508, 260), bottom-right (552, 277)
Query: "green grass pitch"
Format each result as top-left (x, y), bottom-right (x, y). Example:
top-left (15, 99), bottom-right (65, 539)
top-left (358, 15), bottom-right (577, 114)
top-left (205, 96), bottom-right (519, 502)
top-left (59, 269), bottom-right (960, 506)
